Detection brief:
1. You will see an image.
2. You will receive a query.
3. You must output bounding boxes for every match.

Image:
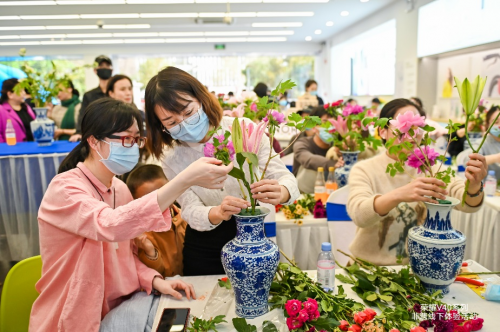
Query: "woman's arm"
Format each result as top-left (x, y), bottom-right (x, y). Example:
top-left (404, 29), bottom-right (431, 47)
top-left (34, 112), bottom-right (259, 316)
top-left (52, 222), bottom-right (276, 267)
top-left (293, 138), bottom-right (337, 174)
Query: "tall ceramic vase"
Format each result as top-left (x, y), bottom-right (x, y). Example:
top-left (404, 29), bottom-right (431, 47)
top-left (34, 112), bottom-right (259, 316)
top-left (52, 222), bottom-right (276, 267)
top-left (221, 207), bottom-right (279, 318)
top-left (30, 107), bottom-right (55, 146)
top-left (334, 151), bottom-right (359, 188)
top-left (407, 197), bottom-right (466, 295)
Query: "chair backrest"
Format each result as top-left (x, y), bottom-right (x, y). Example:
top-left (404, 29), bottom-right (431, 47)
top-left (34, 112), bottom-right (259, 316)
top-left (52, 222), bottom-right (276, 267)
top-left (0, 255), bottom-right (42, 332)
top-left (326, 185), bottom-right (351, 221)
top-left (457, 148), bottom-right (473, 173)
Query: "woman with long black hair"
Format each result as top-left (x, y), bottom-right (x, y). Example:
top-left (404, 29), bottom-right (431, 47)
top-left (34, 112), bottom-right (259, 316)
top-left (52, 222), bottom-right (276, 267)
top-left (29, 98), bottom-right (232, 332)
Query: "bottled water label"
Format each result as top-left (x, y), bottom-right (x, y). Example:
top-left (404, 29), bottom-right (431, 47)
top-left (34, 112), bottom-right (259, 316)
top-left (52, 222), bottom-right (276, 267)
top-left (317, 260), bottom-right (335, 289)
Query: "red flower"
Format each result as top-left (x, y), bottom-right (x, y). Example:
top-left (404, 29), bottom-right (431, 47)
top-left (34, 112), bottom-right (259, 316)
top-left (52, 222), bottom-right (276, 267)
top-left (410, 327), bottom-right (426, 332)
top-left (297, 310), bottom-right (310, 323)
top-left (348, 325), bottom-right (361, 332)
top-left (471, 318), bottom-right (484, 331)
top-left (354, 311), bottom-right (368, 325)
top-left (285, 300), bottom-right (302, 317)
top-left (323, 103), bottom-right (330, 109)
top-left (389, 330), bottom-right (400, 332)
top-left (303, 298), bottom-right (319, 314)
top-left (363, 308), bottom-right (377, 321)
top-left (308, 310), bottom-right (320, 321)
top-left (308, 327), bottom-right (315, 332)
top-left (339, 320), bottom-right (350, 331)
top-left (413, 303), bottom-right (422, 313)
top-left (455, 322), bottom-right (472, 332)
top-left (286, 316), bottom-right (303, 330)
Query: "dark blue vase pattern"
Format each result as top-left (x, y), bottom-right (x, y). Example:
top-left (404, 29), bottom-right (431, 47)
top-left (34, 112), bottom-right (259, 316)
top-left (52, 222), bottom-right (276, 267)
top-left (334, 151), bottom-right (359, 188)
top-left (221, 208), bottom-right (279, 318)
top-left (30, 108), bottom-right (54, 146)
top-left (407, 198), bottom-right (466, 295)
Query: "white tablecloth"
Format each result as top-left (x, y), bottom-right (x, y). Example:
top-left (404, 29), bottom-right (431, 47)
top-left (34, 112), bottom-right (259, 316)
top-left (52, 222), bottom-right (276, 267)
top-left (153, 260), bottom-right (500, 331)
top-left (452, 196), bottom-right (500, 271)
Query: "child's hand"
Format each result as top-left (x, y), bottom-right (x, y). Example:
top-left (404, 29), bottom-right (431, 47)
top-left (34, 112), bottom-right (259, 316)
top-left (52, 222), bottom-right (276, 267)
top-left (134, 234), bottom-right (156, 258)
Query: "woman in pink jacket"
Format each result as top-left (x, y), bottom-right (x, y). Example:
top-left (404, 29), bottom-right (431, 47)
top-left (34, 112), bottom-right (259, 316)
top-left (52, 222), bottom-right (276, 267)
top-left (29, 98), bottom-right (232, 332)
top-left (0, 78), bottom-right (35, 143)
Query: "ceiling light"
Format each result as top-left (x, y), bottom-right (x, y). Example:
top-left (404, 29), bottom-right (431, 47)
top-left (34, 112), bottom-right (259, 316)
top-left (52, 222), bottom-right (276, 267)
top-left (197, 0), bottom-right (259, 2)
top-left (113, 32), bottom-right (159, 37)
top-left (263, 0), bottom-right (327, 2)
top-left (159, 32), bottom-right (204, 36)
top-left (340, 11), bottom-right (349, 16)
top-left (326, 21), bottom-right (333, 26)
top-left (0, 35), bottom-right (18, 39)
top-left (199, 13), bottom-right (226, 18)
top-left (305, 36), bottom-right (312, 41)
top-left (257, 12), bottom-right (313, 17)
top-left (82, 39), bottom-right (124, 44)
top-left (103, 24), bottom-right (150, 29)
top-left (127, 0), bottom-right (194, 3)
top-left (46, 25), bottom-right (98, 29)
top-left (252, 22), bottom-right (302, 28)
top-left (80, 14), bottom-right (140, 19)
top-left (0, 1), bottom-right (55, 5)
top-left (205, 31), bottom-right (249, 36)
top-left (0, 41), bottom-right (41, 45)
top-left (206, 37), bottom-right (247, 42)
top-left (229, 12), bottom-right (257, 17)
top-left (123, 38), bottom-right (165, 43)
top-left (40, 40), bottom-right (83, 45)
top-left (140, 13), bottom-right (198, 18)
top-left (360, 0), bottom-right (369, 2)
top-left (68, 33), bottom-right (113, 38)
top-left (314, 29), bottom-right (321, 34)
top-left (249, 30), bottom-right (294, 35)
top-left (0, 16), bottom-right (21, 20)
top-left (0, 26), bottom-right (45, 30)
top-left (20, 34), bottom-right (66, 39)
top-left (20, 15), bottom-right (80, 20)
top-left (57, 0), bottom-right (126, 4)
top-left (164, 38), bottom-right (206, 43)
top-left (247, 37), bottom-right (286, 42)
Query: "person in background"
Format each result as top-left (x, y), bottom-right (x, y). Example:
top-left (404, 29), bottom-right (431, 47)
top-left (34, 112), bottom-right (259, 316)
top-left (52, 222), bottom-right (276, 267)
top-left (347, 98), bottom-right (486, 266)
top-left (127, 164), bottom-right (187, 277)
top-left (410, 97), bottom-right (423, 109)
top-left (24, 88), bottom-right (36, 110)
top-left (253, 82), bottom-right (268, 98)
top-left (346, 98), bottom-right (358, 106)
top-left (107, 74), bottom-right (133, 105)
top-left (370, 97), bottom-right (382, 115)
top-left (50, 80), bottom-right (81, 141)
top-left (283, 108), bottom-right (313, 156)
top-left (297, 79), bottom-right (324, 109)
top-left (0, 78), bottom-right (35, 143)
top-left (411, 96), bottom-right (447, 139)
top-left (30, 98), bottom-right (231, 331)
top-left (227, 91), bottom-right (234, 98)
top-left (70, 55), bottom-right (113, 142)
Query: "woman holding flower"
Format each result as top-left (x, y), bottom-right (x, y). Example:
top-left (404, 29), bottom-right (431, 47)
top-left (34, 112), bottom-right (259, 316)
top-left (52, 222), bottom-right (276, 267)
top-left (144, 67), bottom-right (299, 276)
top-left (347, 99), bottom-right (487, 266)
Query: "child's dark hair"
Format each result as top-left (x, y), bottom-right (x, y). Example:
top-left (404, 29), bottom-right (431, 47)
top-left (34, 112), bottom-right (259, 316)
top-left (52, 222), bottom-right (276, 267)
top-left (58, 98), bottom-right (143, 174)
top-left (126, 164), bottom-right (167, 198)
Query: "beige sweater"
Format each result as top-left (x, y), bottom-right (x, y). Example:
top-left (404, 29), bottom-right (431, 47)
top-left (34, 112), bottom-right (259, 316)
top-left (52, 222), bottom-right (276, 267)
top-left (347, 152), bottom-right (481, 266)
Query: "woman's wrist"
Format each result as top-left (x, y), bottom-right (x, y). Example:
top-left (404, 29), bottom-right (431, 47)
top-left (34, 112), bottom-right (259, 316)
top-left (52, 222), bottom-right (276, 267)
top-left (373, 190), bottom-right (400, 216)
top-left (208, 206), bottom-right (224, 225)
top-left (279, 185), bottom-right (291, 204)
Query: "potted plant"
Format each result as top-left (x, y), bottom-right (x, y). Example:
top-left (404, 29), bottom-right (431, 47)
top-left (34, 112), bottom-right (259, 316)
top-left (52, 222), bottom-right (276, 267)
top-left (204, 80), bottom-right (321, 318)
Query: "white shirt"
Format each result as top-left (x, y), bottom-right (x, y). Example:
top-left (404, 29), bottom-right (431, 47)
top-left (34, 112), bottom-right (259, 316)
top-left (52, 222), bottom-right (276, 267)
top-left (162, 116), bottom-right (300, 231)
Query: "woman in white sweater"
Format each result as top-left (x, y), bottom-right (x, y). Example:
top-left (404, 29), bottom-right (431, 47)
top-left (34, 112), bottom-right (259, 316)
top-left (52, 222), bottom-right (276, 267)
top-left (144, 67), bottom-right (299, 276)
top-left (347, 98), bottom-right (487, 266)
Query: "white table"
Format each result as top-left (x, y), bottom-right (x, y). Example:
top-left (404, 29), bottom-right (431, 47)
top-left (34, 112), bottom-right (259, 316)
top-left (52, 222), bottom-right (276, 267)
top-left (452, 196), bottom-right (500, 271)
top-left (275, 211), bottom-right (329, 270)
top-left (152, 260), bottom-right (500, 331)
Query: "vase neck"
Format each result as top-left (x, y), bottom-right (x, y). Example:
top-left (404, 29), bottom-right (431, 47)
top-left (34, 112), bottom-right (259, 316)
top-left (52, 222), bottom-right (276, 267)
top-left (341, 151), bottom-right (359, 165)
top-left (423, 204), bottom-right (453, 231)
top-left (35, 108), bottom-right (47, 119)
top-left (235, 216), bottom-right (266, 244)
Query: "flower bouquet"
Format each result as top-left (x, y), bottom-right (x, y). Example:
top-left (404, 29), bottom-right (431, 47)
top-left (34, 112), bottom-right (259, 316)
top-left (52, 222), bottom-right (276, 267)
top-left (225, 91), bottom-right (259, 120)
top-left (280, 194), bottom-right (316, 222)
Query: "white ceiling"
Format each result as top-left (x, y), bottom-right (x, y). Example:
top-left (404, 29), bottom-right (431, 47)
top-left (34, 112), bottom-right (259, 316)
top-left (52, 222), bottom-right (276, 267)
top-left (0, 0), bottom-right (397, 54)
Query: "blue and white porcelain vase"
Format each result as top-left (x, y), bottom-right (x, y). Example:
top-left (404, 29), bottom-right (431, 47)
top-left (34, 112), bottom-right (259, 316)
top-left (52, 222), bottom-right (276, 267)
top-left (30, 107), bottom-right (55, 146)
top-left (334, 151), bottom-right (359, 188)
top-left (407, 197), bottom-right (466, 295)
top-left (221, 207), bottom-right (279, 318)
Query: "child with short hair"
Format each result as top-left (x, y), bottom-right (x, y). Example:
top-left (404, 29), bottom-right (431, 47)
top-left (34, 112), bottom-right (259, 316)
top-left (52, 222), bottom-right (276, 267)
top-left (127, 164), bottom-right (187, 277)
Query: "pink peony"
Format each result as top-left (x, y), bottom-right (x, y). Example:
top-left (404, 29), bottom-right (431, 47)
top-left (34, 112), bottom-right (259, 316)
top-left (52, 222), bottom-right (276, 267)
top-left (263, 110), bottom-right (285, 125)
top-left (354, 311), bottom-right (368, 325)
top-left (342, 104), bottom-right (364, 117)
top-left (389, 110), bottom-right (426, 135)
top-left (286, 316), bottom-right (303, 330)
top-left (407, 146), bottom-right (440, 173)
top-left (203, 142), bottom-right (216, 158)
top-left (363, 308), bottom-right (377, 321)
top-left (297, 310), bottom-right (310, 323)
top-left (285, 299), bottom-right (302, 317)
top-left (339, 320), bottom-right (350, 331)
top-left (329, 115), bottom-right (349, 137)
top-left (470, 318), bottom-right (484, 331)
top-left (303, 298), bottom-right (319, 314)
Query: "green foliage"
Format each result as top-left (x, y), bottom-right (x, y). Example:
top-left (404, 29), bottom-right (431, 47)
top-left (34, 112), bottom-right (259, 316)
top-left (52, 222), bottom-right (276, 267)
top-left (232, 318), bottom-right (257, 332)
top-left (262, 321), bottom-right (278, 332)
top-left (187, 315), bottom-right (227, 332)
top-left (231, 118), bottom-right (243, 154)
top-left (217, 278), bottom-right (231, 289)
top-left (279, 194), bottom-right (316, 220)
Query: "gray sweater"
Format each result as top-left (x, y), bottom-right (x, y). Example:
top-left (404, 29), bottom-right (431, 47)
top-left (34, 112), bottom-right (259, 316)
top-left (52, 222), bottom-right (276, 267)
top-left (292, 136), bottom-right (337, 176)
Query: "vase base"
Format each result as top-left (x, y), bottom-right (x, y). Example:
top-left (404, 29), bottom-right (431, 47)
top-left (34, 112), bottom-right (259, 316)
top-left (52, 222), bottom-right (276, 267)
top-left (235, 303), bottom-right (269, 318)
top-left (420, 281), bottom-right (450, 295)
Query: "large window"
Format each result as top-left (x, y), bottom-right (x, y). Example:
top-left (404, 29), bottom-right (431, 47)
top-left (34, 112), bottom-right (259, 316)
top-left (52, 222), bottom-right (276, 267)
top-left (330, 19), bottom-right (396, 98)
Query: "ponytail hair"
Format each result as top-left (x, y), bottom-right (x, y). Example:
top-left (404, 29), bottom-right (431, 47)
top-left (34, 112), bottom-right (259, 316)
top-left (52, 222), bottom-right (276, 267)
top-left (58, 98), bottom-right (142, 173)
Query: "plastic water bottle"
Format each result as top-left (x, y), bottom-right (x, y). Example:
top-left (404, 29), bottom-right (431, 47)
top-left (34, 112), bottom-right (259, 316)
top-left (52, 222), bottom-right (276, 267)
top-left (314, 167), bottom-right (327, 203)
top-left (485, 170), bottom-right (496, 197)
top-left (317, 242), bottom-right (335, 291)
top-left (6, 119), bottom-right (16, 146)
top-left (326, 166), bottom-right (337, 194)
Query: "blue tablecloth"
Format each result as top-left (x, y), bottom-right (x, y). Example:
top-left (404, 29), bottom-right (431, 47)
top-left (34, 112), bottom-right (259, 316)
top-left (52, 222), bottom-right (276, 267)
top-left (0, 141), bottom-right (78, 156)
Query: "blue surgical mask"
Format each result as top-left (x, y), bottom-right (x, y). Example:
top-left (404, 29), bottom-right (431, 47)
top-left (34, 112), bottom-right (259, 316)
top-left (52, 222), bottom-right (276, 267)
top-left (310, 90), bottom-right (318, 96)
top-left (167, 107), bottom-right (210, 143)
top-left (490, 125), bottom-right (500, 138)
top-left (97, 141), bottom-right (140, 175)
top-left (279, 100), bottom-right (288, 106)
top-left (318, 128), bottom-right (332, 144)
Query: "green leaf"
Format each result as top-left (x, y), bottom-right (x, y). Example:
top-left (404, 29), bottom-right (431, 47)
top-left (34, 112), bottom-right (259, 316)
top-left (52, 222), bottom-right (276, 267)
top-left (288, 112), bottom-right (302, 123)
top-left (294, 283), bottom-right (305, 292)
top-left (229, 167), bottom-right (246, 180)
top-left (378, 294), bottom-right (393, 302)
top-left (355, 275), bottom-right (376, 291)
top-left (297, 291), bottom-right (308, 301)
top-left (262, 321), bottom-right (278, 332)
top-left (346, 263), bottom-right (360, 274)
top-left (422, 125), bottom-right (436, 132)
top-left (321, 299), bottom-right (329, 312)
top-left (289, 266), bottom-right (302, 274)
top-left (232, 318), bottom-right (257, 332)
top-left (312, 317), bottom-right (340, 330)
top-left (335, 274), bottom-right (354, 284)
top-left (240, 152), bottom-right (259, 166)
top-left (365, 293), bottom-right (378, 302)
top-left (212, 315), bottom-right (228, 325)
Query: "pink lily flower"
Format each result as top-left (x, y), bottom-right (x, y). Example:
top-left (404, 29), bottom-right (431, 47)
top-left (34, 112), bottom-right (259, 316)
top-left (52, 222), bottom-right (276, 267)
top-left (329, 115), bottom-right (349, 137)
top-left (241, 120), bottom-right (266, 154)
top-left (223, 104), bottom-right (245, 118)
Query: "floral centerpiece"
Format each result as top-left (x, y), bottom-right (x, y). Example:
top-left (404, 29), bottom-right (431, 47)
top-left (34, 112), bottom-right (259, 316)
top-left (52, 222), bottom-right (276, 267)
top-left (279, 194), bottom-right (316, 223)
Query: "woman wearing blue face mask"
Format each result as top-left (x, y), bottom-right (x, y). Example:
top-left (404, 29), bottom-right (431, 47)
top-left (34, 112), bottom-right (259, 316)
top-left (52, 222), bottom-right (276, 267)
top-left (475, 106), bottom-right (500, 180)
top-left (145, 67), bottom-right (300, 276)
top-left (32, 98), bottom-right (232, 331)
top-left (297, 79), bottom-right (324, 110)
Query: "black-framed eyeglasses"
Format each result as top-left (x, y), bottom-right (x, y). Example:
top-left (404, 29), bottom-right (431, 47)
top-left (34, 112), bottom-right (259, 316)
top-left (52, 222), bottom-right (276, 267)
top-left (108, 135), bottom-right (147, 148)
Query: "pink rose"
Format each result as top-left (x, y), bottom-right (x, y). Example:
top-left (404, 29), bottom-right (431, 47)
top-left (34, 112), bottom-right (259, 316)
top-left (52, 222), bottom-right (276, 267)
top-left (203, 142), bottom-right (215, 158)
top-left (303, 298), bottom-right (319, 314)
top-left (471, 318), bottom-right (484, 331)
top-left (389, 110), bottom-right (426, 135)
top-left (297, 310), bottom-right (310, 323)
top-left (308, 310), bottom-right (320, 321)
top-left (363, 308), bottom-right (377, 321)
top-left (339, 320), bottom-right (350, 331)
top-left (285, 299), bottom-right (302, 317)
top-left (354, 311), bottom-right (368, 325)
top-left (342, 104), bottom-right (364, 117)
top-left (286, 316), bottom-right (303, 330)
top-left (348, 325), bottom-right (361, 332)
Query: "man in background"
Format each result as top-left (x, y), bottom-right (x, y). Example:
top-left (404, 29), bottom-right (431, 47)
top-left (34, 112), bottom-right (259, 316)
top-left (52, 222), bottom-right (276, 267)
top-left (69, 55), bottom-right (113, 142)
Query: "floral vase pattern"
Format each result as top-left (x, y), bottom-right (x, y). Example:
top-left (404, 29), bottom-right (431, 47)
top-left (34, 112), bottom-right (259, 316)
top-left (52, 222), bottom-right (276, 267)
top-left (407, 197), bottom-right (466, 295)
top-left (221, 207), bottom-right (280, 318)
top-left (334, 151), bottom-right (359, 188)
top-left (30, 107), bottom-right (55, 146)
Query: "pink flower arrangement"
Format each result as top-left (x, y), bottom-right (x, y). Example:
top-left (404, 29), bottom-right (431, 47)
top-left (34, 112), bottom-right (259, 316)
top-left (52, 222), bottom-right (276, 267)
top-left (407, 146), bottom-right (440, 173)
top-left (284, 299), bottom-right (320, 331)
top-left (223, 104), bottom-right (245, 118)
top-left (241, 120), bottom-right (266, 154)
top-left (263, 110), bottom-right (285, 125)
top-left (250, 103), bottom-right (257, 112)
top-left (203, 134), bottom-right (235, 163)
top-left (342, 104), bottom-right (364, 117)
top-left (389, 111), bottom-right (426, 137)
top-left (329, 115), bottom-right (349, 137)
